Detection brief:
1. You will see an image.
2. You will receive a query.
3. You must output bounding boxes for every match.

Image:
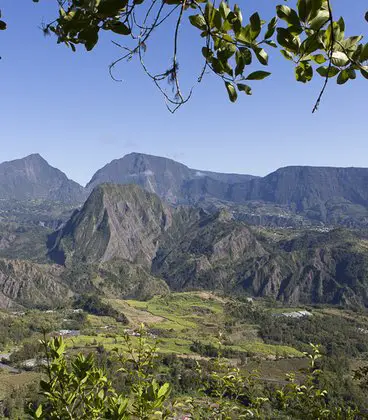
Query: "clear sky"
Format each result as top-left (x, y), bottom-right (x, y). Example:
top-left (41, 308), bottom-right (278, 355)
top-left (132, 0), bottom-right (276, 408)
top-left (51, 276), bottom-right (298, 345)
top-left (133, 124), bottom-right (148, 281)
top-left (0, 1), bottom-right (367, 186)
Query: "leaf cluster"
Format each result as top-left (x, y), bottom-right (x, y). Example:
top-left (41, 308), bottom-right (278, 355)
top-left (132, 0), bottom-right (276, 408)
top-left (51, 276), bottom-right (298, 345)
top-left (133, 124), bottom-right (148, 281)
top-left (3, 0), bottom-right (365, 110)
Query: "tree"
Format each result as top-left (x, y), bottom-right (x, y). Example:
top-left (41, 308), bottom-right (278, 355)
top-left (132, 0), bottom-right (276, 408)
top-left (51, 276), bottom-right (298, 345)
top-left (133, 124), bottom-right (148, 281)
top-left (1, 1), bottom-right (367, 111)
top-left (30, 326), bottom-right (172, 419)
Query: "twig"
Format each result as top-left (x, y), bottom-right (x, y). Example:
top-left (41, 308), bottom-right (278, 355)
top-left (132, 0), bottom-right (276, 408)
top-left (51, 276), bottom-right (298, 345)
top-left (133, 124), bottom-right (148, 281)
top-left (312, 0), bottom-right (335, 113)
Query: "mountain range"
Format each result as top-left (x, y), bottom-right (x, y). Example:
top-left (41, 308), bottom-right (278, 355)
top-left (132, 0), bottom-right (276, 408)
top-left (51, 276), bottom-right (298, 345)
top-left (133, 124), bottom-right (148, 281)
top-left (1, 152), bottom-right (368, 310)
top-left (1, 152), bottom-right (368, 227)
top-left (45, 184), bottom-right (368, 308)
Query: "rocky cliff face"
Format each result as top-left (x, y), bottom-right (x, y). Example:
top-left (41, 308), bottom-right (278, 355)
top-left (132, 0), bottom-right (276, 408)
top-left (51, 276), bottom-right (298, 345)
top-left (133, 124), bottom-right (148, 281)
top-left (152, 210), bottom-right (267, 291)
top-left (229, 166), bottom-right (368, 225)
top-left (0, 258), bottom-right (71, 309)
top-left (0, 154), bottom-right (86, 203)
top-left (48, 183), bottom-right (172, 266)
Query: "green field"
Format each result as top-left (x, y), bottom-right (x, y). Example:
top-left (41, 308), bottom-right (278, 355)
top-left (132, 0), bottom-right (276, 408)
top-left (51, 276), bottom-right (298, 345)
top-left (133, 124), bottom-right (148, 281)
top-left (3, 291), bottom-right (368, 417)
top-left (46, 292), bottom-right (303, 359)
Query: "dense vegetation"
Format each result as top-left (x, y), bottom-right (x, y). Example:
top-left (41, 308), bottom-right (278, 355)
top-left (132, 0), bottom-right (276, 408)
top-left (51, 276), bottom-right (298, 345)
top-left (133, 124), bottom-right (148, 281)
top-left (28, 331), bottom-right (368, 419)
top-left (1, 293), bottom-right (368, 418)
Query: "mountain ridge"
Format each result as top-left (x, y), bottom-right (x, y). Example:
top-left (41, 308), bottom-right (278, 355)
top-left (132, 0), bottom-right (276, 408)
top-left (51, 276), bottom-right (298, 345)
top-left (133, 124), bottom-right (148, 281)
top-left (2, 152), bottom-right (368, 227)
top-left (0, 153), bottom-right (86, 203)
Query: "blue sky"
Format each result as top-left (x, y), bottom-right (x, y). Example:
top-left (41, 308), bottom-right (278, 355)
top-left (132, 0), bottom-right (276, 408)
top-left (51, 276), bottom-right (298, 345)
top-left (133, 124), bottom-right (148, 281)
top-left (0, 0), bottom-right (367, 186)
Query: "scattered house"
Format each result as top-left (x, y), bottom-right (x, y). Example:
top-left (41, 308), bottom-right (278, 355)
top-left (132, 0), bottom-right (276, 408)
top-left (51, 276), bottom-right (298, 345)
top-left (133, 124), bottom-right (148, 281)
top-left (22, 358), bottom-right (47, 369)
top-left (276, 310), bottom-right (312, 319)
top-left (123, 329), bottom-right (142, 337)
top-left (72, 309), bottom-right (83, 313)
top-left (358, 328), bottom-right (368, 334)
top-left (57, 329), bottom-right (80, 337)
top-left (45, 310), bottom-right (55, 314)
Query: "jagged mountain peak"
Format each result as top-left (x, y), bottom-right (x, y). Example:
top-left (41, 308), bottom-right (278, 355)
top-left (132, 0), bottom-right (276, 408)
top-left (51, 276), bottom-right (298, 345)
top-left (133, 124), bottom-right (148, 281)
top-left (48, 183), bottom-right (172, 266)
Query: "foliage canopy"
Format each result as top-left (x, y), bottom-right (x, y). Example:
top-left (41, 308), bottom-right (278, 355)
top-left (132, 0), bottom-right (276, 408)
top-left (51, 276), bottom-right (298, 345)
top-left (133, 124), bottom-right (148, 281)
top-left (0, 0), bottom-right (367, 111)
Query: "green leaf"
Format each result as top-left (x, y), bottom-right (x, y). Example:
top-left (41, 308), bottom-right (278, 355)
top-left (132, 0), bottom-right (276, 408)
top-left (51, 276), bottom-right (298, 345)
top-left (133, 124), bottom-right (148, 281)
top-left (264, 40), bottom-right (277, 48)
top-left (189, 14), bottom-right (206, 30)
top-left (98, 0), bottom-right (128, 16)
top-left (249, 12), bottom-right (261, 40)
top-left (254, 47), bottom-right (268, 65)
top-left (311, 54), bottom-right (326, 64)
top-left (219, 1), bottom-right (231, 19)
top-left (361, 67), bottom-right (368, 79)
top-left (331, 51), bottom-right (349, 67)
top-left (300, 35), bottom-right (322, 55)
top-left (109, 21), bottom-right (131, 35)
top-left (316, 65), bottom-right (339, 77)
top-left (217, 41), bottom-right (237, 61)
top-left (0, 20), bottom-right (6, 30)
top-left (337, 69), bottom-right (349, 85)
top-left (297, 0), bottom-right (311, 22)
top-left (235, 50), bottom-right (245, 76)
top-left (309, 0), bottom-right (324, 20)
top-left (280, 49), bottom-right (293, 60)
top-left (277, 28), bottom-right (300, 54)
top-left (265, 16), bottom-right (277, 39)
top-left (158, 382), bottom-right (171, 398)
top-left (239, 48), bottom-right (252, 65)
top-left (341, 36), bottom-right (363, 51)
top-left (347, 68), bottom-right (356, 80)
top-left (309, 9), bottom-right (329, 31)
top-left (246, 71), bottom-right (271, 80)
top-left (79, 26), bottom-right (99, 51)
top-left (202, 47), bottom-right (213, 60)
top-left (237, 83), bottom-right (252, 95)
top-left (211, 57), bottom-right (225, 74)
top-left (35, 405), bottom-right (43, 418)
top-left (295, 62), bottom-right (313, 83)
top-left (361, 43), bottom-right (368, 62)
top-left (225, 81), bottom-right (238, 102)
top-left (276, 5), bottom-right (300, 27)
top-left (213, 10), bottom-right (222, 31)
